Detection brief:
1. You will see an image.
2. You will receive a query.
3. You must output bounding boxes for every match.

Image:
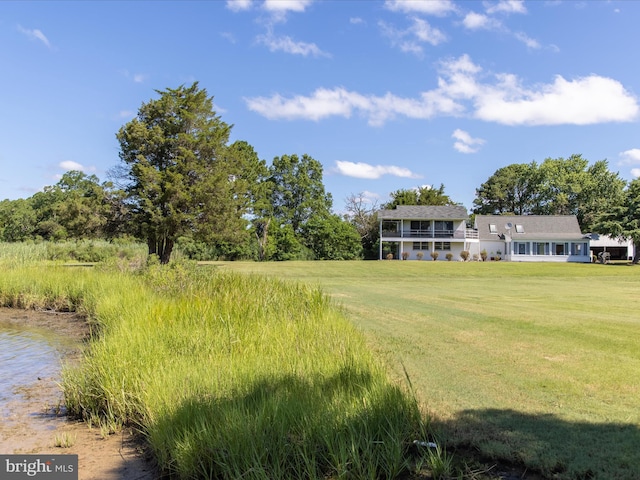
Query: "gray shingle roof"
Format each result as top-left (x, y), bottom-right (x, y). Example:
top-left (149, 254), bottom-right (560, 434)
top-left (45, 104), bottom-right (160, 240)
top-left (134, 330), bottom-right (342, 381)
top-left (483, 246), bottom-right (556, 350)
top-left (474, 215), bottom-right (587, 241)
top-left (378, 205), bottom-right (469, 220)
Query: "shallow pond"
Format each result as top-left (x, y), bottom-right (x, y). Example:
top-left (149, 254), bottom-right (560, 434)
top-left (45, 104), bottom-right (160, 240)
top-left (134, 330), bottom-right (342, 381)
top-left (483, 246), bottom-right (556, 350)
top-left (0, 323), bottom-right (64, 415)
top-left (0, 309), bottom-right (85, 440)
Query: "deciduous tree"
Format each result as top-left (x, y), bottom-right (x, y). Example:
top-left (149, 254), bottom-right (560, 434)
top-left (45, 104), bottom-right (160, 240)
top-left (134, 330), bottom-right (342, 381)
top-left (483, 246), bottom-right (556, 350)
top-left (594, 178), bottom-right (640, 263)
top-left (384, 184), bottom-right (456, 209)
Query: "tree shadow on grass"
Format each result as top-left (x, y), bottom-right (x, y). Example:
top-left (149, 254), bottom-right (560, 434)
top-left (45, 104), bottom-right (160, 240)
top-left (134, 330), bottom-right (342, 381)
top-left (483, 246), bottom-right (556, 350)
top-left (438, 408), bottom-right (640, 479)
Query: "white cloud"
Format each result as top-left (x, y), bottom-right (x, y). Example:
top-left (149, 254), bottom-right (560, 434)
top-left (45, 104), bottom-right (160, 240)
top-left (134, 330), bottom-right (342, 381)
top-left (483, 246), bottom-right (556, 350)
top-left (246, 54), bottom-right (639, 126)
top-left (484, 0), bottom-right (527, 15)
top-left (462, 6), bottom-right (539, 49)
top-left (384, 0), bottom-right (457, 16)
top-left (631, 168), bottom-right (640, 178)
top-left (619, 149), bottom-right (640, 165)
top-left (452, 129), bottom-right (486, 153)
top-left (350, 17), bottom-right (365, 25)
top-left (335, 161), bottom-right (421, 179)
top-left (361, 190), bottom-right (382, 202)
top-left (226, 0), bottom-right (252, 11)
top-left (379, 17), bottom-right (447, 55)
top-left (245, 86), bottom-right (461, 126)
top-left (256, 32), bottom-right (330, 57)
top-left (263, 0), bottom-right (312, 12)
top-left (462, 12), bottom-right (501, 30)
top-left (474, 74), bottom-right (639, 125)
top-left (17, 25), bottom-right (52, 48)
top-left (410, 17), bottom-right (447, 45)
top-left (59, 161), bottom-right (96, 172)
top-left (121, 70), bottom-right (147, 83)
top-left (514, 31), bottom-right (541, 49)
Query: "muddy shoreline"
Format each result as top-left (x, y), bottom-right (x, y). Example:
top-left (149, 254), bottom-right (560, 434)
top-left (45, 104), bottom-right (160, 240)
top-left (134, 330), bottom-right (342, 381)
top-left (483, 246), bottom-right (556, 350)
top-left (0, 308), bottom-right (156, 480)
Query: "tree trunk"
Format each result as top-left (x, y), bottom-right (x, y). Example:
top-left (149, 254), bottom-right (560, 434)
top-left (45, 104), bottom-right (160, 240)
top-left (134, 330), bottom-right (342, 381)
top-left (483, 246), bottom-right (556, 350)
top-left (633, 240), bottom-right (640, 264)
top-left (148, 235), bottom-right (174, 264)
top-left (255, 218), bottom-right (270, 262)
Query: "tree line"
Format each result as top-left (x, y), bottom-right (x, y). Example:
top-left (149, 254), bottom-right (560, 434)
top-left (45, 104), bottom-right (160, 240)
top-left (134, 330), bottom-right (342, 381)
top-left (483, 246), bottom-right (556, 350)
top-left (1, 83), bottom-right (639, 263)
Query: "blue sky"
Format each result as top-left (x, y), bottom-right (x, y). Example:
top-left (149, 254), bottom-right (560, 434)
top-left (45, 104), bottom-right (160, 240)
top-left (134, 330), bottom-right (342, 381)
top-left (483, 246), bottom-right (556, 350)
top-left (2, 0), bottom-right (640, 212)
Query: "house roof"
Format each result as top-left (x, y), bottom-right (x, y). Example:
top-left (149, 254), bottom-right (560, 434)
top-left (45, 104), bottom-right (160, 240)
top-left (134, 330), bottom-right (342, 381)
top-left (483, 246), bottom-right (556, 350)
top-left (474, 215), bottom-right (588, 241)
top-left (378, 205), bottom-right (469, 220)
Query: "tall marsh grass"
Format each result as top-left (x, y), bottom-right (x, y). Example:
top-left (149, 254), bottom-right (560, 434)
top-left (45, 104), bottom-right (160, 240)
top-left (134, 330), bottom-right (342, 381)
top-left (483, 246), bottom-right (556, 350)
top-left (0, 257), bottom-right (431, 479)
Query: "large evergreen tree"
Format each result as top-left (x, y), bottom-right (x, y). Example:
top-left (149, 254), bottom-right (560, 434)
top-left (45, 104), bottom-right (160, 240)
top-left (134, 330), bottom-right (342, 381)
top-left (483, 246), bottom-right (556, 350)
top-left (116, 83), bottom-right (247, 263)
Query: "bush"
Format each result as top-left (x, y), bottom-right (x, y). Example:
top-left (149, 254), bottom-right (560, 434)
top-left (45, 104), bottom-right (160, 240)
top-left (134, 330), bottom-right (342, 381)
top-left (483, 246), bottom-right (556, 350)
top-left (401, 251), bottom-right (410, 260)
top-left (480, 249), bottom-right (488, 261)
top-left (416, 252), bottom-right (424, 260)
top-left (445, 253), bottom-right (453, 261)
top-left (386, 253), bottom-right (394, 260)
top-left (460, 250), bottom-right (470, 261)
top-left (430, 251), bottom-right (439, 261)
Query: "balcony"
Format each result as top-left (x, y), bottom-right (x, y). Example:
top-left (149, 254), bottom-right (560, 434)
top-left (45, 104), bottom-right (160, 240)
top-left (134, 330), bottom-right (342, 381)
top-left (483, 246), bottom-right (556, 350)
top-left (381, 228), bottom-right (479, 239)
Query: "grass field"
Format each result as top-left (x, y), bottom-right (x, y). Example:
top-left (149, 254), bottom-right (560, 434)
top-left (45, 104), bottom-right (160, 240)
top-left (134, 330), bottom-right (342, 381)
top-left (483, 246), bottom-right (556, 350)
top-left (0, 250), bottom-right (435, 480)
top-left (218, 260), bottom-right (640, 479)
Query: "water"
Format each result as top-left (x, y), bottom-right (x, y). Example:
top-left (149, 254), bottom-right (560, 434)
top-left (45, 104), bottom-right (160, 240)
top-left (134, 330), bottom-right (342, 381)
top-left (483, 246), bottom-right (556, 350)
top-left (0, 316), bottom-right (71, 419)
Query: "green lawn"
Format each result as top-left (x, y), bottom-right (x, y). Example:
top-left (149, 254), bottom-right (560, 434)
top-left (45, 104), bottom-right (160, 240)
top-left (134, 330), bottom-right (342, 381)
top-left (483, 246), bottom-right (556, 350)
top-left (219, 260), bottom-right (640, 479)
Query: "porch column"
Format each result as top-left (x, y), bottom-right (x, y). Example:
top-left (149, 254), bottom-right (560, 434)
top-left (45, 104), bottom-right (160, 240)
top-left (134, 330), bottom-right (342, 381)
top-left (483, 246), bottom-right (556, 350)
top-left (379, 218), bottom-right (383, 260)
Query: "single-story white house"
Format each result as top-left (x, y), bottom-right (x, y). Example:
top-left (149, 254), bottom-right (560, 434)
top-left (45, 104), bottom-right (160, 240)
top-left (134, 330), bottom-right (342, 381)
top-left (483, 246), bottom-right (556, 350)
top-left (474, 215), bottom-right (592, 263)
top-left (378, 206), bottom-right (591, 262)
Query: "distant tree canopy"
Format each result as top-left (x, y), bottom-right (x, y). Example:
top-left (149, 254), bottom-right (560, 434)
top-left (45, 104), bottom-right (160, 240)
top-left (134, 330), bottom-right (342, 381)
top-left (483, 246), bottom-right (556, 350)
top-left (594, 177), bottom-right (640, 263)
top-left (473, 155), bottom-right (626, 232)
top-left (0, 171), bottom-right (118, 242)
top-left (384, 184), bottom-right (457, 209)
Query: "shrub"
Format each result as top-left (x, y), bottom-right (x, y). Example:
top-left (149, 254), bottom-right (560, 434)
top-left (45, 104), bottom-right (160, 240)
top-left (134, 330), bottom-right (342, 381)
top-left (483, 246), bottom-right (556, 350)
top-left (401, 251), bottom-right (410, 260)
top-left (416, 252), bottom-right (424, 260)
top-left (445, 253), bottom-right (453, 261)
top-left (386, 253), bottom-right (394, 260)
top-left (460, 250), bottom-right (470, 261)
top-left (430, 251), bottom-right (439, 261)
top-left (480, 249), bottom-right (488, 261)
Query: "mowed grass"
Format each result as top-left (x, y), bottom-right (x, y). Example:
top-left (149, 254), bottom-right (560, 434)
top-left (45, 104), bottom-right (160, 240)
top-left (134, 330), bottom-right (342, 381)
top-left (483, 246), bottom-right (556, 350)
top-left (219, 260), bottom-right (640, 479)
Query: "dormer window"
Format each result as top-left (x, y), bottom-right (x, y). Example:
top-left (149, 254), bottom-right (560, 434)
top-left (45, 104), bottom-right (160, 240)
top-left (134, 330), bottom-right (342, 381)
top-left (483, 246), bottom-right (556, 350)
top-left (489, 224), bottom-right (497, 234)
top-left (515, 224), bottom-right (524, 233)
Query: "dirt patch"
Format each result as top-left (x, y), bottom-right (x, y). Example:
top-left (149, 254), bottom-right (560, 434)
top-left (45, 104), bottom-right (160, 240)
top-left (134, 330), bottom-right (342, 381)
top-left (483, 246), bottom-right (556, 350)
top-left (0, 308), bottom-right (157, 480)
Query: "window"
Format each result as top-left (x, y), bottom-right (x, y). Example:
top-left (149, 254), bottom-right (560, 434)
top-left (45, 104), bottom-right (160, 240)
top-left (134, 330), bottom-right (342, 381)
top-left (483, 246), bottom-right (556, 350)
top-left (410, 220), bottom-right (430, 231)
top-left (434, 242), bottom-right (451, 250)
top-left (515, 224), bottom-right (524, 233)
top-left (489, 224), bottom-right (497, 234)
top-left (533, 242), bottom-right (548, 255)
top-left (382, 221), bottom-right (399, 234)
top-left (553, 243), bottom-right (568, 255)
top-left (412, 242), bottom-right (429, 250)
top-left (434, 221), bottom-right (453, 237)
top-left (571, 242), bottom-right (587, 255)
top-left (513, 242), bottom-right (529, 255)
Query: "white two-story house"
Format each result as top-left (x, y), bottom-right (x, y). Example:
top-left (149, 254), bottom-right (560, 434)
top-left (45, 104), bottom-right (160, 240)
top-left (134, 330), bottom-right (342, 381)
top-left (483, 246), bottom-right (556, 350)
top-left (378, 205), bottom-right (478, 260)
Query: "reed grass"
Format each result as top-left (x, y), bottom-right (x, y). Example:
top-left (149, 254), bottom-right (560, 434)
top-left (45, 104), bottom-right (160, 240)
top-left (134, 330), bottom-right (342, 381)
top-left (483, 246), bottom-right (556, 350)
top-left (0, 255), bottom-right (432, 479)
